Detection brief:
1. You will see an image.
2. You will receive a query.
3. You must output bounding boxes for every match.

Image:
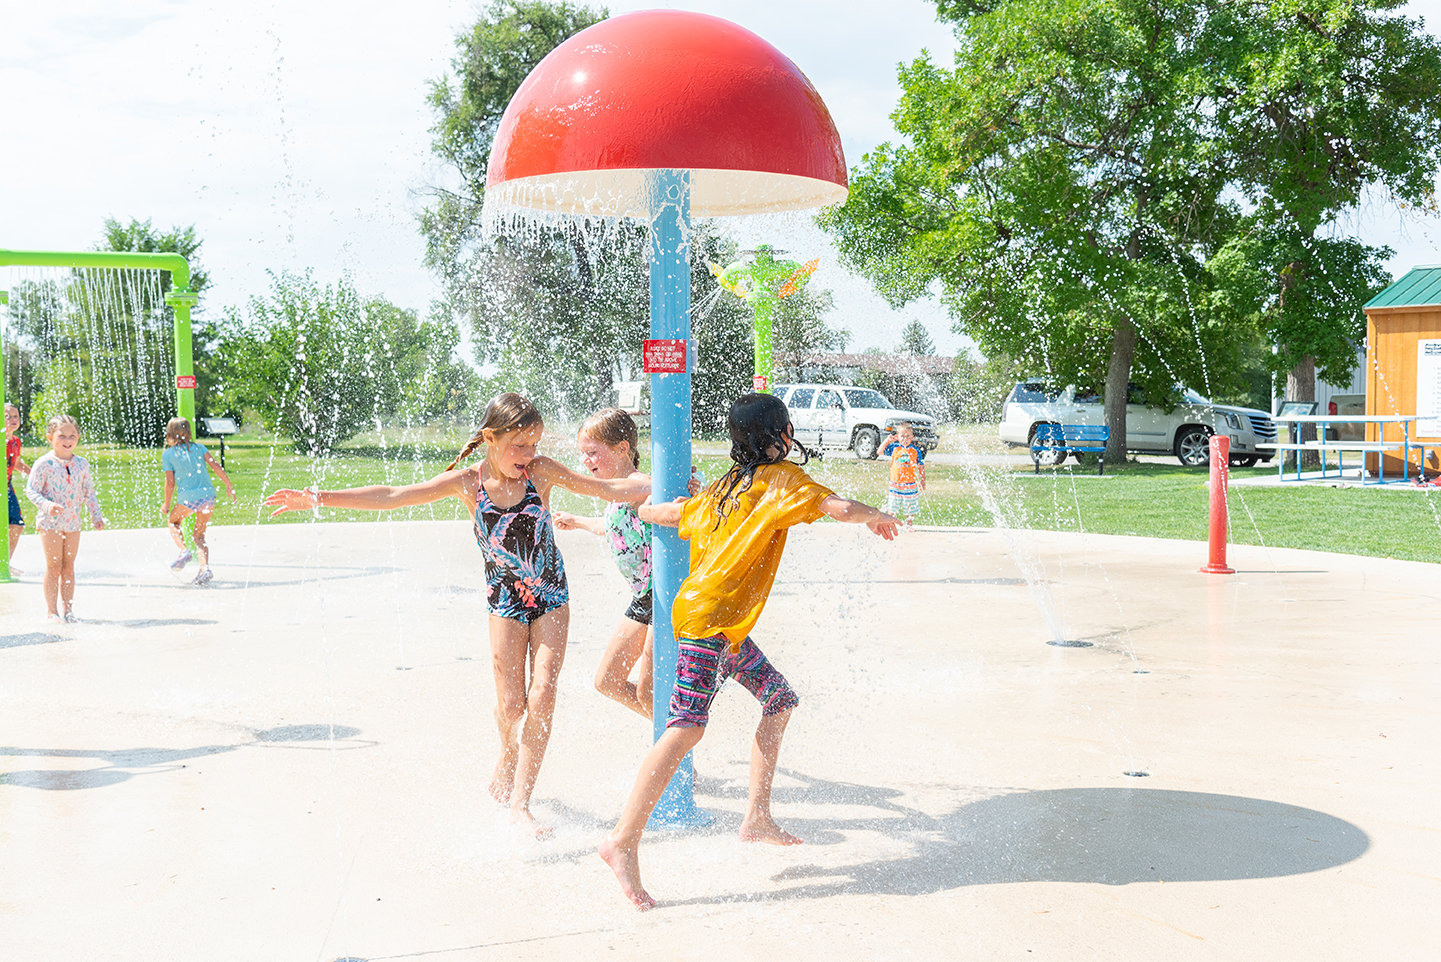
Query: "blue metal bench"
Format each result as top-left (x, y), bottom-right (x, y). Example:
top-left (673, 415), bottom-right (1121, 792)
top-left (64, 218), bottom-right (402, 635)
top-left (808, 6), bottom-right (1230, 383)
top-left (1031, 423), bottom-right (1111, 475)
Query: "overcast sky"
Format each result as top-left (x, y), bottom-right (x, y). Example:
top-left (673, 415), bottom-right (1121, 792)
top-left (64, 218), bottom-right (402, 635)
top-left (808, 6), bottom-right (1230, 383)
top-left (5, 0), bottom-right (1441, 359)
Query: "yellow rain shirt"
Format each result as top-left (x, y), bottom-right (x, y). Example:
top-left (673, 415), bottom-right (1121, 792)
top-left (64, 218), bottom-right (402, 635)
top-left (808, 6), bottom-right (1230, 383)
top-left (674, 461), bottom-right (834, 649)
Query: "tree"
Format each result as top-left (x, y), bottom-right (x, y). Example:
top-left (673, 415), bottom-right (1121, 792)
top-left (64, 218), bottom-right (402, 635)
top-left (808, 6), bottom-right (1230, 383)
top-left (423, 2), bottom-right (652, 416)
top-left (823, 0), bottom-right (1244, 462)
top-left (771, 286), bottom-right (849, 370)
top-left (215, 273), bottom-right (478, 454)
top-left (1205, 0), bottom-right (1441, 428)
top-left (897, 320), bottom-right (935, 356)
top-left (101, 218), bottom-right (210, 294)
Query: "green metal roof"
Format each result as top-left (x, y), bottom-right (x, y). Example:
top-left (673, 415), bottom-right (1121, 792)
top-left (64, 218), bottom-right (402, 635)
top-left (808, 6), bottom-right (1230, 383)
top-left (1365, 265), bottom-right (1441, 309)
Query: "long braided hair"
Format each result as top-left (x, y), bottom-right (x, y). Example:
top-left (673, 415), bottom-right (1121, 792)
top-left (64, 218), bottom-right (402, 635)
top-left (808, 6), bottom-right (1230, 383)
top-left (709, 393), bottom-right (815, 529)
top-left (447, 393), bottom-right (544, 471)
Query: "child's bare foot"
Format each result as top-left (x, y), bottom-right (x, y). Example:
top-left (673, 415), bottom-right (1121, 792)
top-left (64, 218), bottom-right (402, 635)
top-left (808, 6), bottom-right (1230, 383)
top-left (510, 807), bottom-right (553, 840)
top-left (45, 613), bottom-right (62, 624)
top-left (739, 815), bottom-right (803, 845)
top-left (489, 746), bottom-right (518, 804)
top-left (598, 835), bottom-right (655, 910)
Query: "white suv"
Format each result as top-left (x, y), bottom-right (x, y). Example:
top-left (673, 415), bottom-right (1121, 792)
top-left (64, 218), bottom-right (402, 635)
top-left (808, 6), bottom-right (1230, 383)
top-left (772, 384), bottom-right (939, 459)
top-left (998, 381), bottom-right (1277, 467)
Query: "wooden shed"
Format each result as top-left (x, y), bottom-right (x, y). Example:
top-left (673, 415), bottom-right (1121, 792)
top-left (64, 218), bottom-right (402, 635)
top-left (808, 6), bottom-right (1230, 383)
top-left (1362, 265), bottom-right (1441, 477)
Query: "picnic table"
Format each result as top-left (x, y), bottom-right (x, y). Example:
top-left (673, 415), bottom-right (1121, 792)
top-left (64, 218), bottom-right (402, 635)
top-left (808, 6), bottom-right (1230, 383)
top-left (1260, 415), bottom-right (1423, 484)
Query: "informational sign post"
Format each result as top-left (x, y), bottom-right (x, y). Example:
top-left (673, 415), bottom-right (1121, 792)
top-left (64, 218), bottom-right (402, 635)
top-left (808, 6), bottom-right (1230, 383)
top-left (1418, 339), bottom-right (1441, 437)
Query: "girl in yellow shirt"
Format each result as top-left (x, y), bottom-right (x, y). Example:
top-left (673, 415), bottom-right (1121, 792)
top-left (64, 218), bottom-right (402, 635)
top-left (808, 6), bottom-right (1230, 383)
top-left (599, 393), bottom-right (900, 909)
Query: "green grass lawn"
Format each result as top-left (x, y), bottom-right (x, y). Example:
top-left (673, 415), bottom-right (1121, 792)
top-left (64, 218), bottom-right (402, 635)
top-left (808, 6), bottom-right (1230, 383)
top-left (16, 423), bottom-right (1440, 564)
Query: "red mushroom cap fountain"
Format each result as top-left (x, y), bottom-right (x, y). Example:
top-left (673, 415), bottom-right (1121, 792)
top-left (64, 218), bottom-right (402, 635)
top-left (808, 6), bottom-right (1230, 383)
top-left (485, 10), bottom-right (847, 218)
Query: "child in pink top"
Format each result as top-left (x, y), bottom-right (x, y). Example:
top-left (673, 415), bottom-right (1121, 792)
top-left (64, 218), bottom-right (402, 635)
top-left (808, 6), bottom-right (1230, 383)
top-left (25, 415), bottom-right (105, 622)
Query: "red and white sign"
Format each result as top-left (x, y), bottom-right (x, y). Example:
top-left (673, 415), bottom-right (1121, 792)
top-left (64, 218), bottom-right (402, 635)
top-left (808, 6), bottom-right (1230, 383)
top-left (642, 339), bottom-right (687, 374)
top-left (752, 374), bottom-right (768, 392)
top-left (176, 374), bottom-right (197, 390)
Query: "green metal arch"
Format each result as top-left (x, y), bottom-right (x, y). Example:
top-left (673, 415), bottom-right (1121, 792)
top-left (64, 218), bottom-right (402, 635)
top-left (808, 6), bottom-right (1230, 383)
top-left (0, 248), bottom-right (200, 424)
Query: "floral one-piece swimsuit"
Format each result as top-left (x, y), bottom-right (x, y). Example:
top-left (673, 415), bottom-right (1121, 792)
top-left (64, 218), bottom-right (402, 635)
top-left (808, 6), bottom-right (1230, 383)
top-left (474, 475), bottom-right (569, 623)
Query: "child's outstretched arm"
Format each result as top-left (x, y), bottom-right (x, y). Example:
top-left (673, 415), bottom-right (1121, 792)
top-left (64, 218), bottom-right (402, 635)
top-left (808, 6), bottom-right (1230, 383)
top-left (205, 451), bottom-right (239, 502)
top-left (553, 511), bottom-right (606, 535)
top-left (637, 496), bottom-right (685, 528)
top-left (265, 470), bottom-right (470, 517)
top-left (529, 456), bottom-right (651, 503)
top-left (819, 495), bottom-right (901, 541)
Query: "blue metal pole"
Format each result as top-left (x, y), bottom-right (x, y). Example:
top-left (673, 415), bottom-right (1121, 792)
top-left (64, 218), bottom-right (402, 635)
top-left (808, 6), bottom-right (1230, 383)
top-left (646, 169), bottom-right (707, 828)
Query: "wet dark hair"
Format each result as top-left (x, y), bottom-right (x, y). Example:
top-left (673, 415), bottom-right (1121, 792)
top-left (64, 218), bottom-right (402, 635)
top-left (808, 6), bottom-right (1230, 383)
top-left (580, 408), bottom-right (640, 469)
top-left (447, 393), bottom-right (544, 470)
top-left (709, 393), bottom-right (815, 528)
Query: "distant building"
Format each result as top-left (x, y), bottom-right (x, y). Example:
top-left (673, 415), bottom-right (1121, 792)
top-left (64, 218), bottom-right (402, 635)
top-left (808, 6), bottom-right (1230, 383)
top-left (1362, 265), bottom-right (1441, 476)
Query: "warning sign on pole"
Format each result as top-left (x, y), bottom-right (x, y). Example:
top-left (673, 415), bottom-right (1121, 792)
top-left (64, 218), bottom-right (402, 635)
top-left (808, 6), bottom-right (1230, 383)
top-left (642, 339), bottom-right (687, 374)
top-left (176, 375), bottom-right (197, 390)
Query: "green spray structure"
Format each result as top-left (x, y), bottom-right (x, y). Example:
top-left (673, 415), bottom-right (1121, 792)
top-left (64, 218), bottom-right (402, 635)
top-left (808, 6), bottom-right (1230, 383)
top-left (708, 245), bottom-right (817, 393)
top-left (0, 249), bottom-right (200, 583)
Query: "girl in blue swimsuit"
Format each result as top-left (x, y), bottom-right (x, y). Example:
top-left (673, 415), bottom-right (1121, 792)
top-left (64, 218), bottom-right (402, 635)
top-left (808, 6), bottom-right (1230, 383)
top-left (266, 393), bottom-right (650, 837)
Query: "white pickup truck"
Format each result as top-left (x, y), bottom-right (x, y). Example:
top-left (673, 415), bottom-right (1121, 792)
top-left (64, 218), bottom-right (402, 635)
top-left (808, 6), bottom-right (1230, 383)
top-left (772, 383), bottom-right (940, 459)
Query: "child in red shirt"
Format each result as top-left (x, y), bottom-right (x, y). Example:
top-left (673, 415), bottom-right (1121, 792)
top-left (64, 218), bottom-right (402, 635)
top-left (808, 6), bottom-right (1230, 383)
top-left (6, 403), bottom-right (30, 568)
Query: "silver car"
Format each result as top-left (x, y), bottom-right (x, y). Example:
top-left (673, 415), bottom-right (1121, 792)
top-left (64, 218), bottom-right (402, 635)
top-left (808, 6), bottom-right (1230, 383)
top-left (998, 381), bottom-right (1277, 467)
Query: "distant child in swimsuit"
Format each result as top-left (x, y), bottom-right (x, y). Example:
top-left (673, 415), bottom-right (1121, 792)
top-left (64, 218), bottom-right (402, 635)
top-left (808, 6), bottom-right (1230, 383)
top-left (599, 393), bottom-right (900, 909)
top-left (162, 417), bottom-right (237, 585)
top-left (6, 403), bottom-right (31, 571)
top-left (25, 415), bottom-right (106, 623)
top-left (881, 422), bottom-right (926, 523)
top-left (264, 393), bottom-right (650, 837)
top-left (554, 408), bottom-right (701, 719)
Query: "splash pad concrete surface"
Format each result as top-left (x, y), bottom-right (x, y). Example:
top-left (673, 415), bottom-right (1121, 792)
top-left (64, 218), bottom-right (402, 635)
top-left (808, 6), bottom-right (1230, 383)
top-left (1, 519), bottom-right (1437, 960)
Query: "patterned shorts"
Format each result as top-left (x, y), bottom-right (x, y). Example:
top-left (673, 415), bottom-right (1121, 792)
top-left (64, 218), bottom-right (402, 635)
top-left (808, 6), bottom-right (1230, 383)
top-left (885, 489), bottom-right (920, 517)
top-left (178, 496), bottom-right (216, 512)
top-left (666, 634), bottom-right (799, 729)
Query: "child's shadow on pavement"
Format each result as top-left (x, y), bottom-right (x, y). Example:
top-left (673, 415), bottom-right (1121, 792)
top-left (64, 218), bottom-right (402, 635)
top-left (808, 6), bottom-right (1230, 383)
top-left (668, 770), bottom-right (1369, 904)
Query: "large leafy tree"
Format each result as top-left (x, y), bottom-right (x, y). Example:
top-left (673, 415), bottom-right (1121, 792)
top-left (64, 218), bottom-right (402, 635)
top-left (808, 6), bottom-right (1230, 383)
top-left (825, 0), bottom-right (1441, 461)
top-left (824, 0), bottom-right (1241, 460)
top-left (1205, 0), bottom-right (1441, 418)
top-left (423, 1), bottom-right (656, 415)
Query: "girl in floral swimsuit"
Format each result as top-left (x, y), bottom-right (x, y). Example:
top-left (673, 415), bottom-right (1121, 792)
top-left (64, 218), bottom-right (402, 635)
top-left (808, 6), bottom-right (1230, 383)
top-left (555, 408), bottom-right (702, 720)
top-left (265, 393), bottom-right (650, 838)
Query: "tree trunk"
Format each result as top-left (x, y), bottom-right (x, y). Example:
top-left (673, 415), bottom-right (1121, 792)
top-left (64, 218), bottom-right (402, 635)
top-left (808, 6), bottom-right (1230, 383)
top-left (1104, 316), bottom-right (1137, 463)
top-left (1286, 354), bottom-right (1318, 468)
